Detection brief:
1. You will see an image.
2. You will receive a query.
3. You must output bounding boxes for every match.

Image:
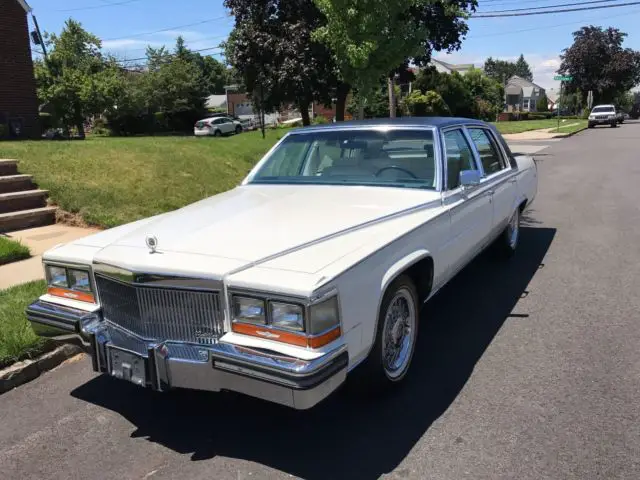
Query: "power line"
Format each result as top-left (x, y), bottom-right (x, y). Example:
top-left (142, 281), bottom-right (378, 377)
top-left (116, 45), bottom-right (224, 63)
top-left (472, 6), bottom-right (640, 36)
top-left (103, 15), bottom-right (231, 41)
top-left (479, 0), bottom-right (625, 14)
top-left (473, 1), bottom-right (640, 17)
top-left (104, 33), bottom-right (230, 54)
top-left (57, 0), bottom-right (140, 12)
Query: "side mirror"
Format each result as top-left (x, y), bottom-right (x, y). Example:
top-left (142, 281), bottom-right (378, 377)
top-left (460, 169), bottom-right (481, 188)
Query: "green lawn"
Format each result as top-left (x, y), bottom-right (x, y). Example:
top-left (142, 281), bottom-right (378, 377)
top-left (0, 130), bottom-right (283, 228)
top-left (0, 236), bottom-right (30, 266)
top-left (0, 280), bottom-right (48, 369)
top-left (492, 119), bottom-right (568, 134)
top-left (548, 119), bottom-right (588, 134)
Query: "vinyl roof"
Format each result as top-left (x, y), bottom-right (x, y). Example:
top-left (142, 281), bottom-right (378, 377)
top-left (298, 117), bottom-right (489, 131)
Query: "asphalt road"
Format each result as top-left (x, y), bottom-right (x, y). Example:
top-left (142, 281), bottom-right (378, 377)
top-left (2, 122), bottom-right (640, 480)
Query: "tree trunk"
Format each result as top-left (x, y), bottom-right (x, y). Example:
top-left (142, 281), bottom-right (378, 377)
top-left (335, 82), bottom-right (350, 122)
top-left (75, 118), bottom-right (85, 139)
top-left (358, 103), bottom-right (365, 120)
top-left (299, 100), bottom-right (311, 126)
top-left (388, 77), bottom-right (397, 118)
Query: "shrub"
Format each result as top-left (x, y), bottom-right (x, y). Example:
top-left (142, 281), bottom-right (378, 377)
top-left (312, 115), bottom-right (330, 125)
top-left (91, 117), bottom-right (110, 136)
top-left (536, 94), bottom-right (549, 112)
top-left (405, 90), bottom-right (450, 116)
top-left (472, 97), bottom-right (497, 121)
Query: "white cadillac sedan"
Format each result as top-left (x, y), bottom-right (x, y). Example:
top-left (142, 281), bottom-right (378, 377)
top-left (27, 118), bottom-right (538, 410)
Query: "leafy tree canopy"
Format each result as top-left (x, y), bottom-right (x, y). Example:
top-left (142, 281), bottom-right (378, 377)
top-left (559, 26), bottom-right (640, 104)
top-left (311, 0), bottom-right (477, 100)
top-left (224, 0), bottom-right (340, 125)
top-left (35, 19), bottom-right (122, 136)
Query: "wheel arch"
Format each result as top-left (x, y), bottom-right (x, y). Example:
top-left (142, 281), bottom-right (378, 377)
top-left (380, 250), bottom-right (434, 309)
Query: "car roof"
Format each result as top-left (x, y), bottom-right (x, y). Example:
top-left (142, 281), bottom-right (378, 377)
top-left (593, 104), bottom-right (615, 108)
top-left (296, 116), bottom-right (489, 132)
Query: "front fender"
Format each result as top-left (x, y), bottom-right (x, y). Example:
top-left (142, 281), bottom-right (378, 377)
top-left (380, 249), bottom-right (432, 295)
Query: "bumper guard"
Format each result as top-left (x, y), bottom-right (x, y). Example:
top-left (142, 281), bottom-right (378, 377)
top-left (26, 300), bottom-right (347, 410)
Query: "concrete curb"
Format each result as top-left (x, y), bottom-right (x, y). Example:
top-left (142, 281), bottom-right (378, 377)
top-left (0, 344), bottom-right (83, 394)
top-left (551, 126), bottom-right (588, 139)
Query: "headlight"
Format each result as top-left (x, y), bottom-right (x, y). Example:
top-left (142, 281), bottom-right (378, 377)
top-left (230, 291), bottom-right (342, 348)
top-left (69, 269), bottom-right (92, 292)
top-left (47, 265), bottom-right (68, 288)
top-left (270, 302), bottom-right (304, 331)
top-left (44, 264), bottom-right (96, 303)
top-left (232, 296), bottom-right (266, 324)
top-left (309, 296), bottom-right (340, 334)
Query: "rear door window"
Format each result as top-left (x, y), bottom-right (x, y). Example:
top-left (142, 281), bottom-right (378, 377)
top-left (467, 128), bottom-right (508, 176)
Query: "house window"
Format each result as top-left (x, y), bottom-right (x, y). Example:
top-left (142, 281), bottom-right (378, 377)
top-left (524, 99), bottom-right (530, 110)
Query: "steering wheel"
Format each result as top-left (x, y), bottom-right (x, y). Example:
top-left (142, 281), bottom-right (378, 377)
top-left (375, 165), bottom-right (418, 179)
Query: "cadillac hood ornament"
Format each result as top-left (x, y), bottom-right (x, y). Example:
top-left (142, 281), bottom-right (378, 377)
top-left (145, 235), bottom-right (158, 253)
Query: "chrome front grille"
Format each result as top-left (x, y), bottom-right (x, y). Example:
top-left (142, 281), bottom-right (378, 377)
top-left (95, 274), bottom-right (224, 345)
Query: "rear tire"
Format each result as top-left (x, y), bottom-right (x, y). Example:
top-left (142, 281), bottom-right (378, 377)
top-left (611, 122), bottom-right (617, 128)
top-left (352, 275), bottom-right (419, 391)
top-left (494, 207), bottom-right (520, 258)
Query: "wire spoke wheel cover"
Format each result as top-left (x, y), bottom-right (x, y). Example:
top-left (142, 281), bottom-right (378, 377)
top-left (381, 287), bottom-right (416, 379)
top-left (508, 209), bottom-right (520, 250)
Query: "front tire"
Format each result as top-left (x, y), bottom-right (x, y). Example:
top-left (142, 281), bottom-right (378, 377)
top-left (235, 125), bottom-right (243, 134)
top-left (588, 122), bottom-right (594, 128)
top-left (214, 129), bottom-right (222, 137)
top-left (355, 275), bottom-right (419, 390)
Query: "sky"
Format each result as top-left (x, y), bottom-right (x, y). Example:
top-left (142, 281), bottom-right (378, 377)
top-left (25, 0), bottom-right (640, 92)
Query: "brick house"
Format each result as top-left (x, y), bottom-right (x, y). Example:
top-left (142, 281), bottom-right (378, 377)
top-left (0, 0), bottom-right (39, 139)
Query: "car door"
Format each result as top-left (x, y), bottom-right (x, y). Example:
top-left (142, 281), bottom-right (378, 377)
top-left (221, 118), bottom-right (235, 134)
top-left (466, 127), bottom-right (518, 240)
top-left (440, 128), bottom-right (494, 278)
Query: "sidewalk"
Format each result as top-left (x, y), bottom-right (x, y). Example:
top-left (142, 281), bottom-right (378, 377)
top-left (0, 224), bottom-right (100, 290)
top-left (502, 122), bottom-right (582, 141)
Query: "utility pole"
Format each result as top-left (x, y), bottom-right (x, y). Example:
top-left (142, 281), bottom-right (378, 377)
top-left (31, 14), bottom-right (49, 67)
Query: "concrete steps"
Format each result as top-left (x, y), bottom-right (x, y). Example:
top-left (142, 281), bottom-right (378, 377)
top-left (0, 189), bottom-right (49, 214)
top-left (0, 159), bottom-right (19, 176)
top-left (0, 174), bottom-right (35, 194)
top-left (0, 207), bottom-right (58, 233)
top-left (0, 160), bottom-right (56, 232)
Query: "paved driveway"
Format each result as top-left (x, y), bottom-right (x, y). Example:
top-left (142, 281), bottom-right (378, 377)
top-left (1, 122), bottom-right (640, 480)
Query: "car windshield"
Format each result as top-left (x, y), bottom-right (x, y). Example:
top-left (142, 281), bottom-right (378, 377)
top-left (592, 107), bottom-right (614, 113)
top-left (249, 128), bottom-right (438, 190)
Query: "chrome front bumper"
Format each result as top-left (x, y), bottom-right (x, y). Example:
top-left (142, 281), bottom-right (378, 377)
top-left (26, 300), bottom-right (348, 410)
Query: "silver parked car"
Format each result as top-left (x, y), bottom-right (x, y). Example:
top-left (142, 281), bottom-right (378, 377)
top-left (194, 116), bottom-right (243, 137)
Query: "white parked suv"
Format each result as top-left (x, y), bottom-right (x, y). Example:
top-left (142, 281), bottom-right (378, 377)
top-left (588, 105), bottom-right (618, 128)
top-left (194, 116), bottom-right (243, 137)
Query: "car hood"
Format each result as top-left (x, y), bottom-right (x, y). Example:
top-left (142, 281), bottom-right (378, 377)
top-left (76, 184), bottom-right (441, 269)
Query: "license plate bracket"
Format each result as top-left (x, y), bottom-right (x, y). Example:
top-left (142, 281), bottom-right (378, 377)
top-left (108, 347), bottom-right (147, 387)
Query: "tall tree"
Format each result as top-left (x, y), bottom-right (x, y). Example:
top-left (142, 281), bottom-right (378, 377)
top-left (224, 0), bottom-right (341, 126)
top-left (559, 26), bottom-right (640, 104)
top-left (312, 0), bottom-right (476, 115)
top-left (35, 19), bottom-right (119, 137)
top-left (172, 36), bottom-right (228, 94)
top-left (484, 55), bottom-right (532, 84)
top-left (514, 54), bottom-right (533, 82)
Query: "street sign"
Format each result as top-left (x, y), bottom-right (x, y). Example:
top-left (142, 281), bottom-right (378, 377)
top-left (554, 75), bottom-right (573, 81)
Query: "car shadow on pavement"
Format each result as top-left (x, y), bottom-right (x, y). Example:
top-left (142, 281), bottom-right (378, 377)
top-left (71, 225), bottom-right (556, 480)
